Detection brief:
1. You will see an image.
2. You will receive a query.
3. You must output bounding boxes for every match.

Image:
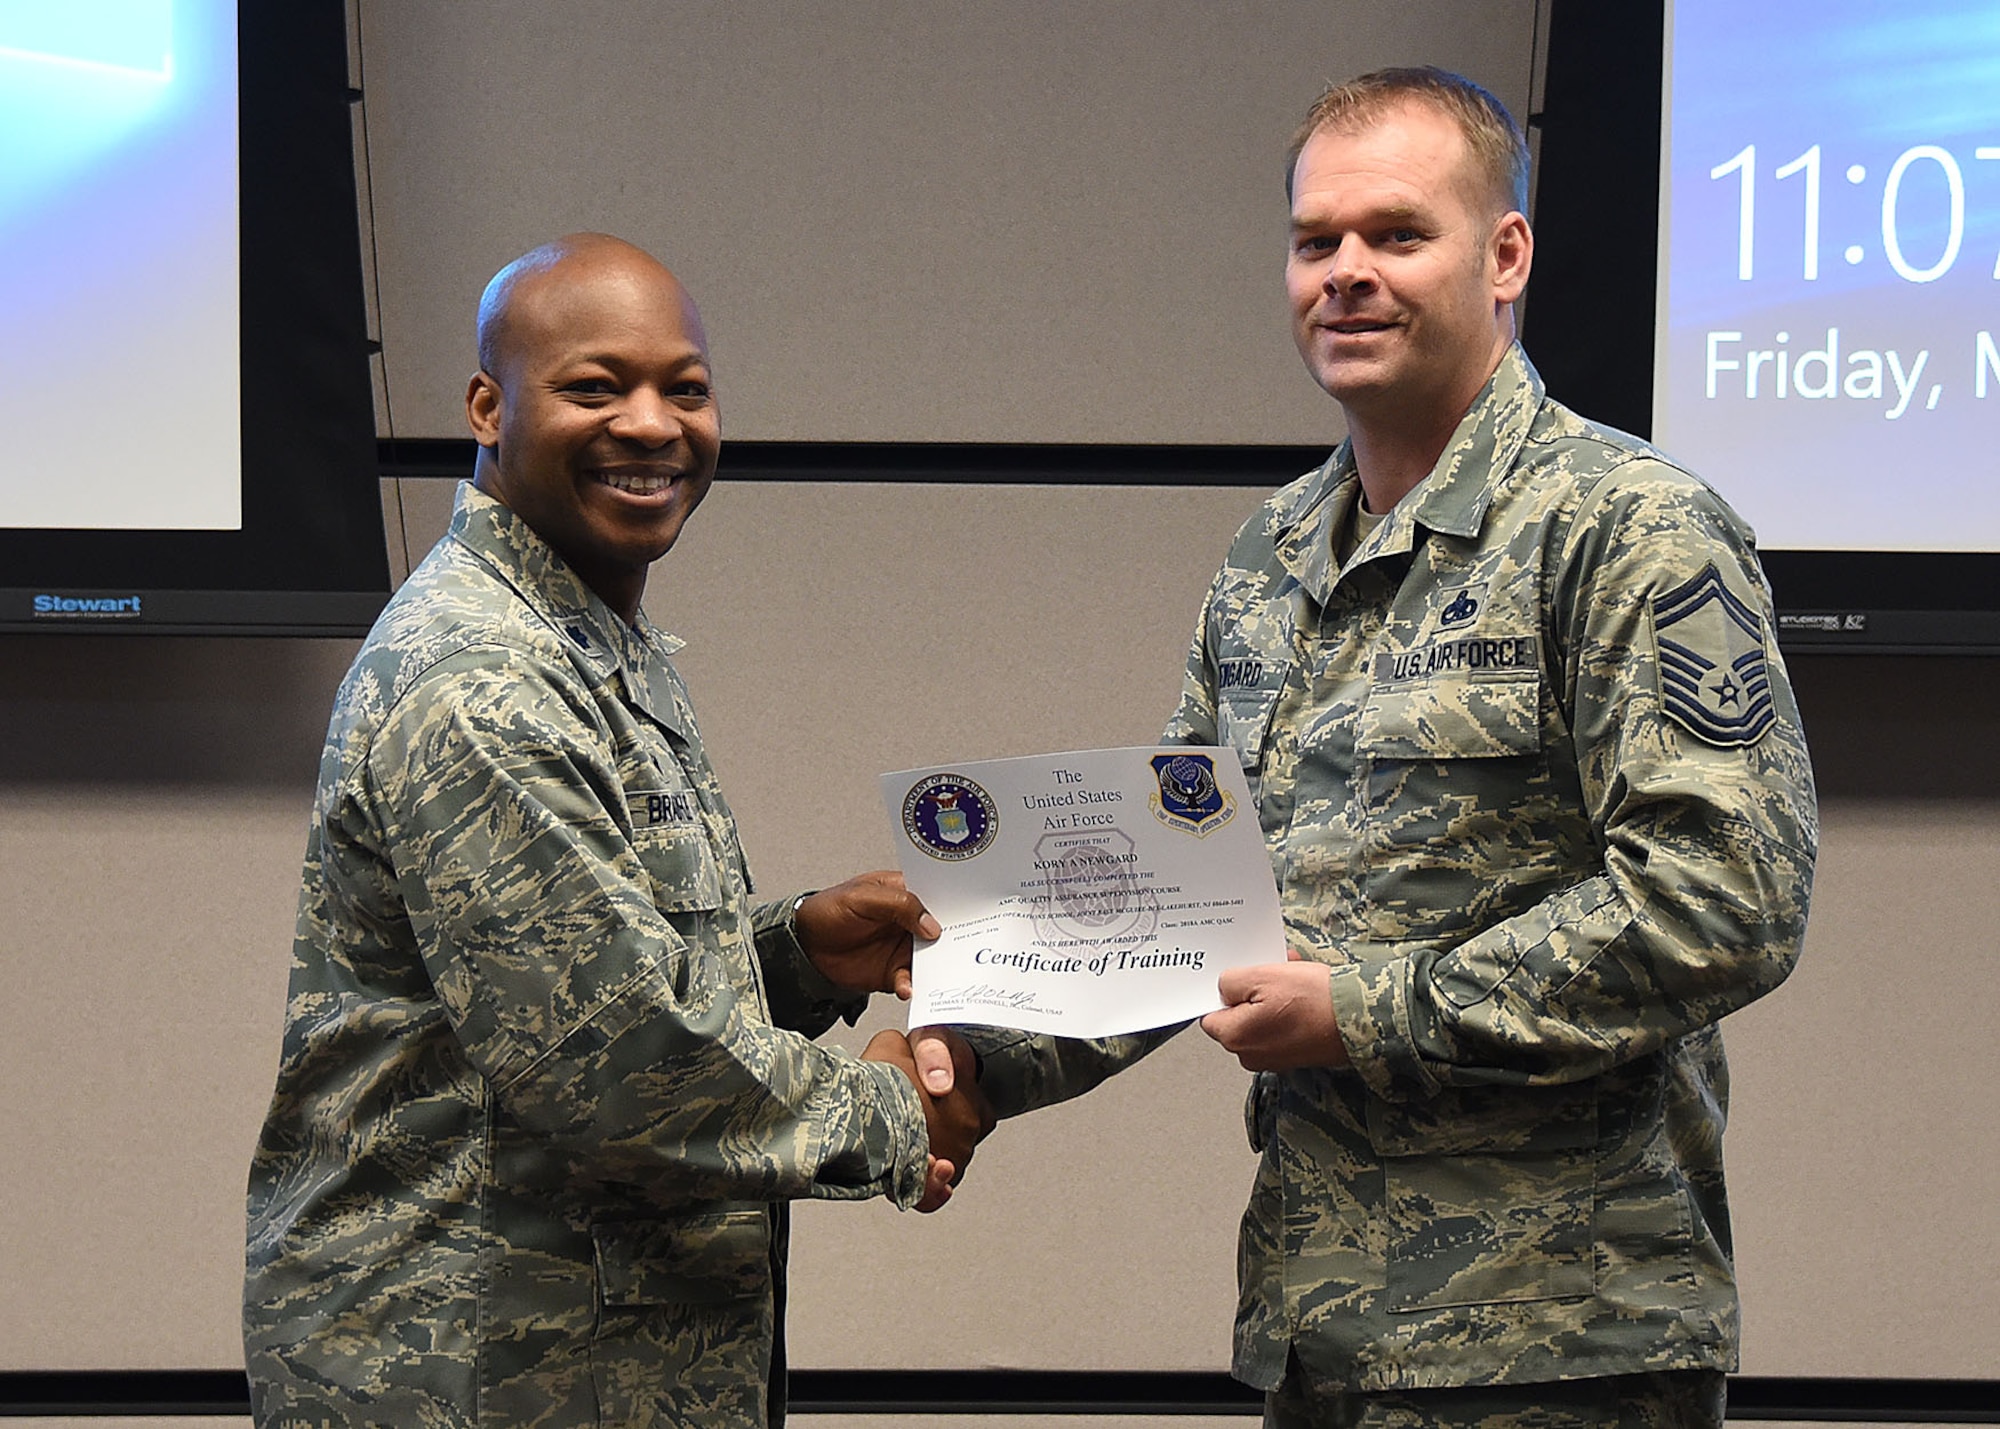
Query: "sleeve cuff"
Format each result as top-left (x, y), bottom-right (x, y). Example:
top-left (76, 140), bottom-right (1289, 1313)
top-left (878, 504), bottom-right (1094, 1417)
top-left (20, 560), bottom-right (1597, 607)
top-left (1327, 957), bottom-right (1441, 1103)
top-left (956, 1027), bottom-right (1042, 1120)
top-left (852, 1056), bottom-right (932, 1210)
top-left (951, 1024), bottom-right (1182, 1120)
top-left (751, 893), bottom-right (872, 1032)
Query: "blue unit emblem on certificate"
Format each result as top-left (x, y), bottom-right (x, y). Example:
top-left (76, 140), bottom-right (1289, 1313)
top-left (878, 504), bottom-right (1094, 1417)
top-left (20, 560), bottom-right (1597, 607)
top-left (1149, 752), bottom-right (1236, 836)
top-left (902, 774), bottom-right (1000, 860)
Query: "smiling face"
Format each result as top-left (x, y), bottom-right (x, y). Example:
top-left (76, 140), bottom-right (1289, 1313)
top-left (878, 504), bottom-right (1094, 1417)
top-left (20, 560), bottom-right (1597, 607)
top-left (467, 238), bottom-right (720, 623)
top-left (1285, 101), bottom-right (1530, 440)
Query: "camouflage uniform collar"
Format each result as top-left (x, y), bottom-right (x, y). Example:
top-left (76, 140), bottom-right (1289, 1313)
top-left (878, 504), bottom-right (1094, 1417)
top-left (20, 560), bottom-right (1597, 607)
top-left (1271, 345), bottom-right (1546, 602)
top-left (1402, 343), bottom-right (1544, 540)
top-left (445, 481), bottom-right (688, 672)
top-left (1268, 452), bottom-right (1352, 604)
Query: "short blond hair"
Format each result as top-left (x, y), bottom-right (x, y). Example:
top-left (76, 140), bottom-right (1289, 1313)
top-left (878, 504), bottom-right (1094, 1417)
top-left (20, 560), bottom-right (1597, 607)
top-left (1286, 66), bottom-right (1529, 217)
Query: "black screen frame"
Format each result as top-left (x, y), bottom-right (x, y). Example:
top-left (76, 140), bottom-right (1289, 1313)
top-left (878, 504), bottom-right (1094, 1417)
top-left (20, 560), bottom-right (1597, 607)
top-left (1523, 0), bottom-right (2000, 654)
top-left (0, 0), bottom-right (387, 637)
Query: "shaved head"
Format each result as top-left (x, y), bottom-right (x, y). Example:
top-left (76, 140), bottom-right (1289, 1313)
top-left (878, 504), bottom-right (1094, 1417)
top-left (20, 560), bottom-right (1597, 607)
top-left (475, 233), bottom-right (700, 381)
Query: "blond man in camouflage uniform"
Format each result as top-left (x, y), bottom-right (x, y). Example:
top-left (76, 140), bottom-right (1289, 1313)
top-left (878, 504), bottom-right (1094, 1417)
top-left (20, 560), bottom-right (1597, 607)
top-left (245, 234), bottom-right (990, 1428)
top-left (929, 68), bottom-right (1817, 1428)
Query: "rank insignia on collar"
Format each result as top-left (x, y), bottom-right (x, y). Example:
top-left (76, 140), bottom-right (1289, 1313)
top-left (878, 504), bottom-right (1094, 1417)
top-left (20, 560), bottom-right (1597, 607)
top-left (1651, 564), bottom-right (1776, 747)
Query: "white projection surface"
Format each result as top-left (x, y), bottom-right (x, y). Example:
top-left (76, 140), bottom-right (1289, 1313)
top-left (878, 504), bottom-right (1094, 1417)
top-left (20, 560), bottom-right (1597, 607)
top-left (0, 0), bottom-right (240, 531)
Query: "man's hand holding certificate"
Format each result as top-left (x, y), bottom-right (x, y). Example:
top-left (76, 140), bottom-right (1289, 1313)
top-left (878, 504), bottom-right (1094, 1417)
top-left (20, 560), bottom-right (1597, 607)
top-left (878, 747), bottom-right (1286, 1038)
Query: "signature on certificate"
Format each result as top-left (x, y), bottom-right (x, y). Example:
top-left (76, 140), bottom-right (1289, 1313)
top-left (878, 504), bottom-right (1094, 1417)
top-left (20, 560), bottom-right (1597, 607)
top-left (925, 982), bottom-right (1055, 1017)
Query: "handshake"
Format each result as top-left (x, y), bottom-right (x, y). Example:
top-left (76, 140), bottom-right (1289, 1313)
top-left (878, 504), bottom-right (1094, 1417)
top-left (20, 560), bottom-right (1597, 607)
top-left (793, 871), bottom-right (996, 1214)
top-left (861, 1025), bottom-right (994, 1214)
top-left (798, 868), bottom-right (1345, 1215)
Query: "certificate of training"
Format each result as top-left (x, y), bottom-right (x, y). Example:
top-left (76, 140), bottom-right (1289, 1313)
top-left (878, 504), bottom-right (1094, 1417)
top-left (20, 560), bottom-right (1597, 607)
top-left (878, 747), bottom-right (1287, 1037)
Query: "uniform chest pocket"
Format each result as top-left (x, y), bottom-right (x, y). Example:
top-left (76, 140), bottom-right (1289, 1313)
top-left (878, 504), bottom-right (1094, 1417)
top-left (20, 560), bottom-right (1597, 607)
top-left (1216, 660), bottom-right (1291, 772)
top-left (1367, 1084), bottom-right (1597, 1312)
top-left (1357, 666), bottom-right (1544, 760)
top-left (628, 789), bottom-right (724, 913)
top-left (593, 1208), bottom-right (771, 1307)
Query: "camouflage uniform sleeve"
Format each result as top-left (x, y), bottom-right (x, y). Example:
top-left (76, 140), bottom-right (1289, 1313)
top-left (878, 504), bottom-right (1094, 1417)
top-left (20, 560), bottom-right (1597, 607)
top-left (1328, 463), bottom-right (1819, 1100)
top-left (960, 1024), bottom-right (1184, 1120)
top-left (749, 895), bottom-right (874, 1039)
top-left (1161, 568), bottom-right (1226, 746)
top-left (364, 645), bottom-right (931, 1207)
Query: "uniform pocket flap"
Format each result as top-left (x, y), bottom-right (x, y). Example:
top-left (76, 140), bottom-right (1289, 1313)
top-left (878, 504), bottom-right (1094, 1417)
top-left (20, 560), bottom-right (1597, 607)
top-left (1358, 661), bottom-right (1542, 760)
top-left (630, 820), bottom-right (725, 912)
top-left (1217, 680), bottom-right (1285, 772)
top-left (1243, 1071), bottom-right (1279, 1154)
top-left (593, 1209), bottom-right (770, 1307)
top-left (1365, 1079), bottom-right (1597, 1158)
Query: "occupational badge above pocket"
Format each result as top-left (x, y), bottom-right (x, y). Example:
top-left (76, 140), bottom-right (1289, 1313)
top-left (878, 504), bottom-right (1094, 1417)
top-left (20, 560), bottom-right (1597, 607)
top-left (1649, 563), bottom-right (1776, 748)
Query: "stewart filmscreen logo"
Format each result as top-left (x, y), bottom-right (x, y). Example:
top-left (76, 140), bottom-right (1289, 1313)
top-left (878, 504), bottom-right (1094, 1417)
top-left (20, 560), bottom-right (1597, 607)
top-left (31, 593), bottom-right (144, 618)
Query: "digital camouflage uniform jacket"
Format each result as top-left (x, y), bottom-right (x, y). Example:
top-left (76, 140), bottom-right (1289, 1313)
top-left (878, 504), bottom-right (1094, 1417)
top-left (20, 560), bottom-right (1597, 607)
top-left (245, 483), bottom-right (930, 1429)
top-left (968, 346), bottom-right (1817, 1393)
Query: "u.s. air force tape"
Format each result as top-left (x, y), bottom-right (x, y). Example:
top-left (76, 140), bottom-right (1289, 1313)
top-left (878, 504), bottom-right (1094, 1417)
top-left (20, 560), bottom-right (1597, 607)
top-left (1373, 634), bottom-right (1538, 685)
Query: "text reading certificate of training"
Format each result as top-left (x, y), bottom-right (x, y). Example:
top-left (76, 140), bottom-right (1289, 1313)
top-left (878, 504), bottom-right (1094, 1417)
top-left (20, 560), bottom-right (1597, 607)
top-left (879, 747), bottom-right (1286, 1038)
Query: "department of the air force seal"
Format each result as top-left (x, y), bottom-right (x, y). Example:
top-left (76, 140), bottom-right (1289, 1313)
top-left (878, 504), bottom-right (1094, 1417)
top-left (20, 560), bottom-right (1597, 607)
top-left (1651, 563), bottom-right (1777, 748)
top-left (901, 774), bottom-right (1000, 860)
top-left (1149, 752), bottom-right (1235, 836)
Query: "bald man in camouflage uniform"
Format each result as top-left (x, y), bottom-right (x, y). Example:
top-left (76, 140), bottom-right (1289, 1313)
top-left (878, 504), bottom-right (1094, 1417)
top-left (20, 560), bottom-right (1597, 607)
top-left (245, 235), bottom-right (988, 1429)
top-left (942, 69), bottom-right (1816, 1428)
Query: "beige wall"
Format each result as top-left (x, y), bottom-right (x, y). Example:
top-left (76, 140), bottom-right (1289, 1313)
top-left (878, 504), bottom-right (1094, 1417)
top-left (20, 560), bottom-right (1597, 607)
top-left (351, 0), bottom-right (1539, 447)
top-left (3, 0), bottom-right (1996, 1390)
top-left (3, 479), bottom-right (1996, 1378)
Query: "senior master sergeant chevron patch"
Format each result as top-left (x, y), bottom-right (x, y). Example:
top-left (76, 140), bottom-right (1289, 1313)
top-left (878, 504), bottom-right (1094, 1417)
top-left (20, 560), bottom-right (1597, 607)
top-left (1652, 562), bottom-right (1777, 747)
